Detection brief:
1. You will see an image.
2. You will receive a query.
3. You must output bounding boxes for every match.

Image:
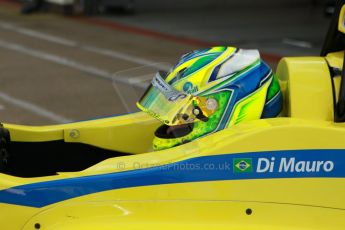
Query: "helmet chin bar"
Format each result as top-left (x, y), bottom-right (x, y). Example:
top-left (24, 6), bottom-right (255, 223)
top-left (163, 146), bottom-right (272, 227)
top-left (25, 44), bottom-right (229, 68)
top-left (154, 123), bottom-right (194, 140)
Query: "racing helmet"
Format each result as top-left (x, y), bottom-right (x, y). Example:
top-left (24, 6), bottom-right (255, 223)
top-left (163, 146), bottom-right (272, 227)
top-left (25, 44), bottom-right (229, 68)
top-left (137, 47), bottom-right (282, 150)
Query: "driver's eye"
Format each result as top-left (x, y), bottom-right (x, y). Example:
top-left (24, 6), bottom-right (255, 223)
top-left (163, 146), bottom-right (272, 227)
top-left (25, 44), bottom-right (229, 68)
top-left (176, 67), bottom-right (188, 79)
top-left (158, 70), bottom-right (168, 79)
top-left (179, 67), bottom-right (187, 74)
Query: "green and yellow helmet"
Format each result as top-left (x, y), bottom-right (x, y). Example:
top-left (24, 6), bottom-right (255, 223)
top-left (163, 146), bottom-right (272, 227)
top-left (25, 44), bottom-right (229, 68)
top-left (137, 46), bottom-right (282, 151)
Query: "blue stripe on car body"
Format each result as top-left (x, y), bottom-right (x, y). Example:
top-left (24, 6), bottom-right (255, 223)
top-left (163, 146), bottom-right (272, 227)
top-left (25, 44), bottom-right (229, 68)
top-left (0, 149), bottom-right (344, 208)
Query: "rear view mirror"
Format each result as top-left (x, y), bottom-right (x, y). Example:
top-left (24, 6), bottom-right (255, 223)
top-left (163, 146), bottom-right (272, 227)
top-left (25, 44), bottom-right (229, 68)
top-left (338, 4), bottom-right (345, 33)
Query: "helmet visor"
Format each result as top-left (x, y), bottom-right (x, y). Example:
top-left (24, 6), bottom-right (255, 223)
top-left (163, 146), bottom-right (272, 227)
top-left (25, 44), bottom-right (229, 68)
top-left (137, 72), bottom-right (195, 125)
top-left (137, 72), bottom-right (218, 126)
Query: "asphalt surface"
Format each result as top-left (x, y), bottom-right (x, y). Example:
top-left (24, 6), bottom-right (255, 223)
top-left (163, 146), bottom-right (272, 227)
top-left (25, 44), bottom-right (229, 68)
top-left (103, 5), bottom-right (330, 56)
top-left (0, 2), bottom-right (332, 125)
top-left (0, 3), bottom-right (200, 125)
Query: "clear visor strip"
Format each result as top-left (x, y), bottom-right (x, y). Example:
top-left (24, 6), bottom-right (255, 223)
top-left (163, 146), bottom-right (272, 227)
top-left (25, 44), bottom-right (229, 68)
top-left (152, 72), bottom-right (188, 102)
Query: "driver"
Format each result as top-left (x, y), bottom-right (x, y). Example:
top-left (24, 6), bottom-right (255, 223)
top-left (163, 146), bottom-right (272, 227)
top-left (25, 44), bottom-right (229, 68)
top-left (137, 46), bottom-right (282, 151)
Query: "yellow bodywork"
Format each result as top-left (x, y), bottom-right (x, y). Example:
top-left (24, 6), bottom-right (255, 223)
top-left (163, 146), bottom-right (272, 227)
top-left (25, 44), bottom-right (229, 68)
top-left (0, 53), bottom-right (345, 229)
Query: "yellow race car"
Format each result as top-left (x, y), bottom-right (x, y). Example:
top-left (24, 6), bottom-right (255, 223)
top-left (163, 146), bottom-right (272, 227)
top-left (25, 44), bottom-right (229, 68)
top-left (1, 1), bottom-right (345, 229)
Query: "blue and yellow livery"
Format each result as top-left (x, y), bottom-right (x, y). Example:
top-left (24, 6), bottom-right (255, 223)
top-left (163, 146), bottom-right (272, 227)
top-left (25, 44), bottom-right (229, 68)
top-left (1, 1), bottom-right (345, 229)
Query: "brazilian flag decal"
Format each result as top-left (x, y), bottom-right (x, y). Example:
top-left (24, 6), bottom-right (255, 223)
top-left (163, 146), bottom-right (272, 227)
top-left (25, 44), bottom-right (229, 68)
top-left (233, 158), bottom-right (253, 173)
